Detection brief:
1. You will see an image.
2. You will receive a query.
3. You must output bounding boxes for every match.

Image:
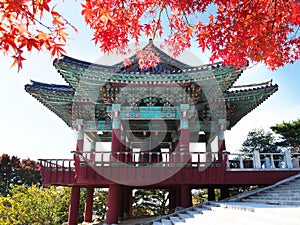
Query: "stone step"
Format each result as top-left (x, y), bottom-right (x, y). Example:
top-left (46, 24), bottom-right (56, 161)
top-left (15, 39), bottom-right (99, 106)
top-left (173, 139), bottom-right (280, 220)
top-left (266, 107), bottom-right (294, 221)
top-left (256, 192), bottom-right (300, 196)
top-left (210, 206), bottom-right (300, 225)
top-left (262, 189), bottom-right (300, 194)
top-left (153, 222), bottom-right (162, 225)
top-left (200, 208), bottom-right (254, 225)
top-left (273, 185), bottom-right (300, 189)
top-left (190, 207), bottom-right (203, 213)
top-left (161, 218), bottom-right (172, 225)
top-left (177, 213), bottom-right (193, 220)
top-left (170, 216), bottom-right (185, 225)
top-left (242, 198), bottom-right (300, 205)
top-left (169, 216), bottom-right (184, 224)
top-left (185, 210), bottom-right (200, 216)
top-left (249, 196), bottom-right (300, 201)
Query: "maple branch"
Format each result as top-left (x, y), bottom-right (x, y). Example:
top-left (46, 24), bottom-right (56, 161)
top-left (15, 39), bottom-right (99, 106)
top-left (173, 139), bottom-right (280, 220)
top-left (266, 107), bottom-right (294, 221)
top-left (289, 26), bottom-right (300, 40)
top-left (177, 0), bottom-right (191, 26)
top-left (163, 6), bottom-right (173, 34)
top-left (12, 0), bottom-right (53, 32)
top-left (271, 0), bottom-right (277, 31)
top-left (152, 5), bottom-right (165, 40)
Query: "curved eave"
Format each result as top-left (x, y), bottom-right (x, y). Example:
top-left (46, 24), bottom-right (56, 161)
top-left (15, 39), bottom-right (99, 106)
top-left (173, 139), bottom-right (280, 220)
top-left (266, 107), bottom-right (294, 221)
top-left (25, 81), bottom-right (74, 127)
top-left (54, 56), bottom-right (242, 95)
top-left (225, 84), bottom-right (278, 128)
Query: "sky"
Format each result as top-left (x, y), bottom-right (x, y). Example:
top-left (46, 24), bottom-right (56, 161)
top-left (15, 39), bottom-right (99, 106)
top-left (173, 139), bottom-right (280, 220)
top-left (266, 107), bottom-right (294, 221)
top-left (0, 2), bottom-right (299, 161)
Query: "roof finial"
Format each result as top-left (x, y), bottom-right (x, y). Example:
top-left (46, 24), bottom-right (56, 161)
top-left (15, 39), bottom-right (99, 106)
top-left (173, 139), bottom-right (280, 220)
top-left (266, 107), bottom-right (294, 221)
top-left (149, 38), bottom-right (153, 44)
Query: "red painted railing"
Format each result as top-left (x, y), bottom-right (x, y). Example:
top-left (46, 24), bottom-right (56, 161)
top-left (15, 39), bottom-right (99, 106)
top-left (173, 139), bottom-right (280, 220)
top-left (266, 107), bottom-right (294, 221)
top-left (38, 151), bottom-right (300, 186)
top-left (39, 159), bottom-right (75, 185)
top-left (81, 151), bottom-right (223, 168)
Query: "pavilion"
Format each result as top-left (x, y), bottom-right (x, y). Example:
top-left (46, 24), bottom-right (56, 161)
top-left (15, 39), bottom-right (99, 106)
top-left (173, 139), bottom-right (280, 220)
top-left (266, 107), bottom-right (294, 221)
top-left (25, 41), bottom-right (290, 225)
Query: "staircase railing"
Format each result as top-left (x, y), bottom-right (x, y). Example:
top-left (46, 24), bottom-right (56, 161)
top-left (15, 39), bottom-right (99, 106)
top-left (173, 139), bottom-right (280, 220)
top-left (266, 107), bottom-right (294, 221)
top-left (224, 151), bottom-right (300, 170)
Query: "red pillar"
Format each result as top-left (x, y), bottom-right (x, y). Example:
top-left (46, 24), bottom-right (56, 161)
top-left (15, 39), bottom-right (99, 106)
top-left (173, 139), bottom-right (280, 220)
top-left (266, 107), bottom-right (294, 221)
top-left (218, 119), bottom-right (227, 161)
top-left (123, 187), bottom-right (132, 218)
top-left (90, 142), bottom-right (95, 163)
top-left (119, 186), bottom-right (125, 220)
top-left (207, 187), bottom-right (216, 201)
top-left (175, 186), bottom-right (181, 208)
top-left (77, 127), bottom-right (84, 153)
top-left (68, 186), bottom-right (81, 225)
top-left (74, 126), bottom-right (84, 168)
top-left (106, 104), bottom-right (124, 224)
top-left (106, 184), bottom-right (122, 224)
top-left (220, 186), bottom-right (230, 200)
top-left (169, 188), bottom-right (176, 212)
top-left (84, 187), bottom-right (94, 222)
top-left (180, 185), bottom-right (192, 208)
top-left (180, 104), bottom-right (190, 164)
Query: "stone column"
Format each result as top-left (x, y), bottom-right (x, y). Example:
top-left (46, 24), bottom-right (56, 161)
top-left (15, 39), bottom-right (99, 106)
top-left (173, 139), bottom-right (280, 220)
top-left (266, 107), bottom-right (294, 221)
top-left (284, 150), bottom-right (293, 168)
top-left (253, 150), bottom-right (261, 168)
top-left (84, 187), bottom-right (94, 222)
top-left (68, 186), bottom-right (81, 225)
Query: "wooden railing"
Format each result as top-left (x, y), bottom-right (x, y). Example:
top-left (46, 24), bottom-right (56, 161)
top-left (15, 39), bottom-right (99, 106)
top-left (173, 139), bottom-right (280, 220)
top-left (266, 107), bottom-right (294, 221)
top-left (81, 151), bottom-right (223, 168)
top-left (39, 159), bottom-right (75, 171)
top-left (39, 150), bottom-right (300, 171)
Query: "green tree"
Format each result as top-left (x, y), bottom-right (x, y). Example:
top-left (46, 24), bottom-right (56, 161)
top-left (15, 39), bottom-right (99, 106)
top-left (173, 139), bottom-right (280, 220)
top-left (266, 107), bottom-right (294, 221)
top-left (0, 185), bottom-right (76, 225)
top-left (132, 189), bottom-right (169, 216)
top-left (241, 129), bottom-right (279, 154)
top-left (93, 188), bottom-right (108, 220)
top-left (241, 129), bottom-right (281, 167)
top-left (271, 119), bottom-right (300, 153)
top-left (0, 185), bottom-right (85, 224)
top-left (0, 154), bottom-right (41, 196)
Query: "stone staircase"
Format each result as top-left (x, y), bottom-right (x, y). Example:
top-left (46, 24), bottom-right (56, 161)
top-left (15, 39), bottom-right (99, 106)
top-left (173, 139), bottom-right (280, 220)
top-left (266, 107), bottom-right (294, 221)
top-left (226, 173), bottom-right (300, 205)
top-left (140, 173), bottom-right (300, 225)
top-left (141, 201), bottom-right (300, 225)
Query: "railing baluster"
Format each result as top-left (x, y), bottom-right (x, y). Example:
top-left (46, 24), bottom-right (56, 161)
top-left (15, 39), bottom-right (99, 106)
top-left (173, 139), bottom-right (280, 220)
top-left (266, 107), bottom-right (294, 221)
top-left (239, 156), bottom-right (244, 169)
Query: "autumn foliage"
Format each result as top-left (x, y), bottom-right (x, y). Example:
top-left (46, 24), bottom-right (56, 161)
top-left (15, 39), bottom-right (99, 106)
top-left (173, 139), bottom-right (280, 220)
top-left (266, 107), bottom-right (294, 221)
top-left (1, 0), bottom-right (299, 70)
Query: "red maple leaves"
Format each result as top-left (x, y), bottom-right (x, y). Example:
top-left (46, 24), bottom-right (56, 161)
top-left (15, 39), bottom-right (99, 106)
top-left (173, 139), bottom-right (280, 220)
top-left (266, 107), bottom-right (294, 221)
top-left (1, 0), bottom-right (299, 71)
top-left (0, 0), bottom-right (76, 71)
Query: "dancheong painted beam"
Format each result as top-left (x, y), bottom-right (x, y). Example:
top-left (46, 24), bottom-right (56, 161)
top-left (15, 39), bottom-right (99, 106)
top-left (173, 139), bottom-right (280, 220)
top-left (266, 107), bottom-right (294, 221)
top-left (25, 41), bottom-right (287, 225)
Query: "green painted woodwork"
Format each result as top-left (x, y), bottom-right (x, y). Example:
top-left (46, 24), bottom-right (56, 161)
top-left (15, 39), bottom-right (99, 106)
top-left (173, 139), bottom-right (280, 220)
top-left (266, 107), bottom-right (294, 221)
top-left (112, 117), bottom-right (121, 129)
top-left (26, 43), bottom-right (278, 134)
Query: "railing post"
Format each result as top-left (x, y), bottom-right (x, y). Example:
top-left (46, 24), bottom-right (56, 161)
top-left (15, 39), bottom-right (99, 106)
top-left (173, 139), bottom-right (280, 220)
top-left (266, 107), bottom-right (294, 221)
top-left (270, 155), bottom-right (275, 168)
top-left (264, 156), bottom-right (271, 169)
top-left (284, 150), bottom-right (293, 168)
top-left (239, 156), bottom-right (244, 169)
top-left (253, 150), bottom-right (261, 168)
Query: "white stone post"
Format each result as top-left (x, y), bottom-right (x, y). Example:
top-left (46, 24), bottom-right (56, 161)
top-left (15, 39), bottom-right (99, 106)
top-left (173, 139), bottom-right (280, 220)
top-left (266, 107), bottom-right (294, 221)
top-left (284, 150), bottom-right (293, 168)
top-left (253, 150), bottom-right (261, 169)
